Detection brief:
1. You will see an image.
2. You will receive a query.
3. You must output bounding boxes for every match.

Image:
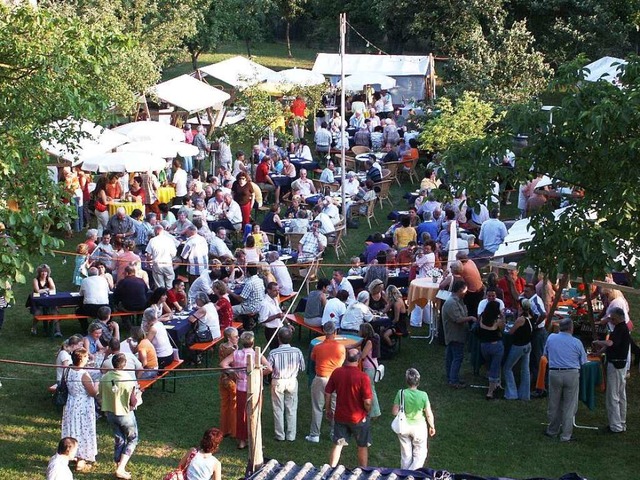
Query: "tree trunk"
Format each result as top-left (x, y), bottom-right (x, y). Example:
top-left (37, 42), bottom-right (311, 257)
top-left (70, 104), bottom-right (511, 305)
top-left (191, 50), bottom-right (200, 71)
top-left (584, 282), bottom-right (598, 342)
top-left (286, 21), bottom-right (292, 58)
top-left (245, 38), bottom-right (252, 57)
top-left (546, 274), bottom-right (569, 332)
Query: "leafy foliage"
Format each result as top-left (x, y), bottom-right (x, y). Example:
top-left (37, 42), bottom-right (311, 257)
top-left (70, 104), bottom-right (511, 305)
top-left (444, 57), bottom-right (640, 285)
top-left (0, 4), bottom-right (157, 298)
top-left (419, 93), bottom-right (498, 154)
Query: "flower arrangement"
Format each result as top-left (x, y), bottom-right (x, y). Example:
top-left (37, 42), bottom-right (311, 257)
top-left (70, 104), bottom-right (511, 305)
top-left (426, 268), bottom-right (443, 280)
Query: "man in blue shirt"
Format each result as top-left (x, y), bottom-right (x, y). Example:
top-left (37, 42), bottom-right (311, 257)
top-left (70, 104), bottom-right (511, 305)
top-left (478, 208), bottom-right (508, 254)
top-left (543, 318), bottom-right (587, 442)
top-left (416, 211), bottom-right (440, 244)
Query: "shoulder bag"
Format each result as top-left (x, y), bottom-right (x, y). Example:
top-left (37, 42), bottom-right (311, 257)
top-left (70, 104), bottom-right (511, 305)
top-left (185, 318), bottom-right (213, 346)
top-left (53, 368), bottom-right (69, 408)
top-left (391, 389), bottom-right (410, 435)
top-left (367, 354), bottom-right (385, 383)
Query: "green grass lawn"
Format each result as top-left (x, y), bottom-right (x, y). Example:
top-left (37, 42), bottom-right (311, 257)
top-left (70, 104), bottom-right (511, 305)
top-left (1, 168), bottom-right (639, 480)
top-left (162, 41), bottom-right (318, 81)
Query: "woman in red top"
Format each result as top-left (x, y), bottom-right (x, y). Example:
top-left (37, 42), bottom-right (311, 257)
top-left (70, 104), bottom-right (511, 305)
top-left (129, 176), bottom-right (146, 204)
top-left (290, 95), bottom-right (307, 140)
top-left (231, 172), bottom-right (254, 226)
top-left (213, 280), bottom-right (233, 330)
top-left (105, 173), bottom-right (122, 200)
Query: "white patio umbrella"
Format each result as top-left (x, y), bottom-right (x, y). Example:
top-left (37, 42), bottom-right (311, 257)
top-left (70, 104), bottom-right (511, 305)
top-left (266, 68), bottom-right (326, 87)
top-left (81, 152), bottom-right (167, 173)
top-left (447, 220), bottom-right (458, 270)
top-left (41, 118), bottom-right (129, 165)
top-left (112, 121), bottom-right (185, 143)
top-left (117, 140), bottom-right (198, 158)
top-left (337, 72), bottom-right (397, 91)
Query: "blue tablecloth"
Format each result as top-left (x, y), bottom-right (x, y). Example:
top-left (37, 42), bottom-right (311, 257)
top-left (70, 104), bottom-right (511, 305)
top-left (26, 292), bottom-right (83, 314)
top-left (291, 160), bottom-right (319, 175)
top-left (271, 175), bottom-right (293, 188)
top-left (307, 334), bottom-right (363, 384)
top-left (165, 317), bottom-right (191, 345)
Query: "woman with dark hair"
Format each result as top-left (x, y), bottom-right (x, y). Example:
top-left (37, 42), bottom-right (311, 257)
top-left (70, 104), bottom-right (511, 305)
top-left (231, 172), bottom-right (254, 226)
top-left (478, 298), bottom-right (505, 399)
top-left (129, 176), bottom-right (146, 204)
top-left (92, 175), bottom-right (110, 237)
top-left (243, 235), bottom-right (261, 263)
top-left (261, 204), bottom-right (285, 246)
top-left (61, 348), bottom-right (98, 472)
top-left (359, 322), bottom-right (381, 418)
top-left (176, 427), bottom-right (223, 480)
top-left (304, 279), bottom-right (329, 327)
top-left (503, 298), bottom-right (534, 401)
top-left (147, 287), bottom-right (173, 321)
top-left (32, 263), bottom-right (59, 336)
top-left (485, 272), bottom-right (504, 300)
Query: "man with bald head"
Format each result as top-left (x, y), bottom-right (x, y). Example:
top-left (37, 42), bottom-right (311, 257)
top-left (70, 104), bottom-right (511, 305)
top-left (543, 318), bottom-right (587, 442)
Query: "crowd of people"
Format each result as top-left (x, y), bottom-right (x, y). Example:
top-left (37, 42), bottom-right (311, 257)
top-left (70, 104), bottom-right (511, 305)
top-left (41, 95), bottom-right (636, 480)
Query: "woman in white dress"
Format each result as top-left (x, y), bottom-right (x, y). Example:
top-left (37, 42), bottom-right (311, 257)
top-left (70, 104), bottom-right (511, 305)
top-left (61, 348), bottom-right (98, 473)
top-left (181, 427), bottom-right (223, 480)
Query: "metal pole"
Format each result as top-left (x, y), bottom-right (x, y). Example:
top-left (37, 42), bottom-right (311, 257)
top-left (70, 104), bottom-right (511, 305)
top-left (340, 12), bottom-right (347, 233)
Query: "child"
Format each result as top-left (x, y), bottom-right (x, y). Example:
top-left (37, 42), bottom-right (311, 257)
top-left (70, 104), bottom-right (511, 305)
top-left (347, 256), bottom-right (364, 277)
top-left (72, 243), bottom-right (90, 287)
top-left (251, 224), bottom-right (269, 251)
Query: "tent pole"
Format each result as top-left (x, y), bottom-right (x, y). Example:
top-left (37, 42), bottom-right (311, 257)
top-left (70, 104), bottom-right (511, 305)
top-left (340, 12), bottom-right (347, 235)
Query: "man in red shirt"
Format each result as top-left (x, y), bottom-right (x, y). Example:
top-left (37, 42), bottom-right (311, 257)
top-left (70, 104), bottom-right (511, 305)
top-left (456, 251), bottom-right (485, 317)
top-left (325, 348), bottom-right (373, 467)
top-left (167, 279), bottom-right (187, 312)
top-left (498, 266), bottom-right (526, 310)
top-left (255, 156), bottom-right (279, 203)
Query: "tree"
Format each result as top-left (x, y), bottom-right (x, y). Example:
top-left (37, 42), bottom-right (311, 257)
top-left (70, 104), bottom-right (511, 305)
top-left (419, 93), bottom-right (498, 154)
top-left (183, 0), bottom-right (239, 69)
top-left (274, 0), bottom-right (306, 57)
top-left (444, 57), bottom-right (640, 286)
top-left (0, 3), bottom-right (158, 298)
top-left (59, 0), bottom-right (197, 68)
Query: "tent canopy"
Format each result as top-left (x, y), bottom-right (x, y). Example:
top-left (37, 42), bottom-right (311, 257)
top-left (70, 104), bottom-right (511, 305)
top-left (583, 56), bottom-right (627, 85)
top-left (152, 75), bottom-right (231, 113)
top-left (312, 53), bottom-right (432, 101)
top-left (41, 118), bottom-right (129, 165)
top-left (199, 56), bottom-right (275, 89)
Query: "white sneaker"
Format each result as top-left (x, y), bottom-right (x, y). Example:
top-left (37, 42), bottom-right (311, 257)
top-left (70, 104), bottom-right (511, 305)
top-left (305, 435), bottom-right (320, 443)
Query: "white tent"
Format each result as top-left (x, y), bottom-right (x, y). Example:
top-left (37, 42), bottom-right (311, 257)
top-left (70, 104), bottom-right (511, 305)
top-left (313, 53), bottom-right (434, 102)
top-left (152, 75), bottom-right (231, 113)
top-left (113, 121), bottom-right (186, 143)
top-left (337, 72), bottom-right (397, 91)
top-left (583, 56), bottom-right (627, 85)
top-left (41, 118), bottom-right (129, 165)
top-left (199, 56), bottom-right (275, 89)
top-left (81, 152), bottom-right (167, 173)
top-left (265, 68), bottom-right (326, 87)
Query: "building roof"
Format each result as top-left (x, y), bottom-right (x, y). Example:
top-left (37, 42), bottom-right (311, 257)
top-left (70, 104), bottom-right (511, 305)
top-left (312, 54), bottom-right (430, 77)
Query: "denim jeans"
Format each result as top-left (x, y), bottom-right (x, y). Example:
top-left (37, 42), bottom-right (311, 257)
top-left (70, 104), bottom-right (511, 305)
top-left (530, 328), bottom-right (548, 383)
top-left (106, 411), bottom-right (139, 463)
top-left (183, 156), bottom-right (193, 173)
top-left (445, 341), bottom-right (465, 384)
top-left (503, 343), bottom-right (531, 400)
top-left (480, 341), bottom-right (504, 383)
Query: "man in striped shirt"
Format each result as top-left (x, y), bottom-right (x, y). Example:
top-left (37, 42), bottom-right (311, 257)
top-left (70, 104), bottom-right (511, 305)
top-left (268, 326), bottom-right (306, 441)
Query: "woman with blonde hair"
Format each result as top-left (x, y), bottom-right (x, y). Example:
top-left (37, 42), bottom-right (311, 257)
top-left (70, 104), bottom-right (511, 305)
top-left (220, 331), bottom-right (271, 449)
top-left (359, 322), bottom-right (381, 418)
top-left (61, 348), bottom-right (99, 472)
top-left (72, 243), bottom-right (90, 287)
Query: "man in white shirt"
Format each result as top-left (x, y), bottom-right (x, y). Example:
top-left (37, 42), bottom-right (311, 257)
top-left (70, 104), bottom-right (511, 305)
top-left (477, 289), bottom-right (506, 317)
top-left (314, 121), bottom-right (333, 155)
top-left (478, 208), bottom-right (508, 255)
top-left (206, 189), bottom-right (226, 218)
top-left (321, 197), bottom-right (340, 225)
top-left (313, 205), bottom-right (335, 234)
top-left (79, 267), bottom-right (110, 332)
top-left (298, 220), bottom-right (327, 263)
top-left (321, 290), bottom-right (349, 326)
top-left (210, 193), bottom-right (242, 232)
top-left (267, 326), bottom-right (306, 441)
top-left (90, 232), bottom-right (116, 271)
top-left (319, 161), bottom-right (337, 184)
top-left (267, 251), bottom-right (294, 295)
top-left (171, 158), bottom-right (188, 204)
top-left (181, 225), bottom-right (209, 281)
top-left (343, 172), bottom-right (360, 196)
top-left (209, 227), bottom-right (234, 259)
top-left (260, 282), bottom-right (284, 349)
top-left (291, 169), bottom-right (316, 199)
top-left (145, 224), bottom-right (177, 289)
top-left (330, 270), bottom-right (356, 305)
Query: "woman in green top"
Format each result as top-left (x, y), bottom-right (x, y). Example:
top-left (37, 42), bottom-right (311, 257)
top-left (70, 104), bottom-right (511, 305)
top-left (392, 368), bottom-right (436, 470)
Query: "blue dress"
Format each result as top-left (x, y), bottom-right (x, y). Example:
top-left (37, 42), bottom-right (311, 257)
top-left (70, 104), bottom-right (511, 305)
top-left (72, 255), bottom-right (87, 287)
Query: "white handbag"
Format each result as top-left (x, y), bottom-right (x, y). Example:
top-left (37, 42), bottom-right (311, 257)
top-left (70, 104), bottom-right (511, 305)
top-left (391, 389), bottom-right (410, 435)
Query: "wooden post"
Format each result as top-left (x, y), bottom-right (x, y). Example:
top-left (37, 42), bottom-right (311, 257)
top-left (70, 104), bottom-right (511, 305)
top-left (246, 346), bottom-right (264, 474)
top-left (546, 274), bottom-right (569, 332)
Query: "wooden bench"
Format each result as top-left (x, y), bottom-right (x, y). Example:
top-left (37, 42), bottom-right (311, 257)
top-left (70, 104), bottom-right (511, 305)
top-left (285, 313), bottom-right (323, 340)
top-left (138, 359), bottom-right (184, 393)
top-left (34, 311), bottom-right (145, 323)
